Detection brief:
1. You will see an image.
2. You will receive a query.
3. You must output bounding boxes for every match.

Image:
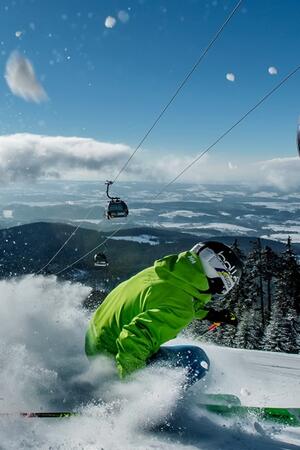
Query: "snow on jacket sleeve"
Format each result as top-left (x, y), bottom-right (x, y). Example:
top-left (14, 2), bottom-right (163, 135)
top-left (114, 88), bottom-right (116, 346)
top-left (115, 301), bottom-right (194, 378)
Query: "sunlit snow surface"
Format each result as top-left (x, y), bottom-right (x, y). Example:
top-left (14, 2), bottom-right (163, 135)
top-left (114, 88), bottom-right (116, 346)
top-left (0, 276), bottom-right (299, 449)
top-left (110, 235), bottom-right (160, 245)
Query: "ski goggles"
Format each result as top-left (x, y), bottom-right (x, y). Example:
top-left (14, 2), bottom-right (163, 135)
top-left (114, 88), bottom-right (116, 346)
top-left (197, 246), bottom-right (236, 295)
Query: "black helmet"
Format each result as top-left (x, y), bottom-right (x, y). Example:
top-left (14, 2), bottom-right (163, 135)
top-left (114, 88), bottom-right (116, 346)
top-left (191, 241), bottom-right (243, 296)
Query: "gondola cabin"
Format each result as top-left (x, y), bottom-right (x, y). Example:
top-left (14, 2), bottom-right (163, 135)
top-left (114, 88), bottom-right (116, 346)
top-left (94, 253), bottom-right (109, 268)
top-left (105, 180), bottom-right (129, 219)
top-left (106, 198), bottom-right (129, 219)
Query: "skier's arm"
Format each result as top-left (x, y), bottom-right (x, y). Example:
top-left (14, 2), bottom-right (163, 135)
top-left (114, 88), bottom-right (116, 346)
top-left (115, 303), bottom-right (194, 378)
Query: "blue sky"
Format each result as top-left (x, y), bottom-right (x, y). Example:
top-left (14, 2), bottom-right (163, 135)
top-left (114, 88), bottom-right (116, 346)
top-left (0, 0), bottom-right (300, 182)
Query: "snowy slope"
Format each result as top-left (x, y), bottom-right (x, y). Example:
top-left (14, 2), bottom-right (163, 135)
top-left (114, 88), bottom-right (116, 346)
top-left (0, 276), bottom-right (299, 449)
top-left (192, 342), bottom-right (300, 408)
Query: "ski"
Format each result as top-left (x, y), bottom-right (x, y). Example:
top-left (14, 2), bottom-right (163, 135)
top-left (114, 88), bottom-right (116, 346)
top-left (0, 412), bottom-right (76, 418)
top-left (1, 394), bottom-right (299, 426)
top-left (203, 404), bottom-right (300, 426)
top-left (0, 407), bottom-right (299, 426)
top-left (196, 394), bottom-right (300, 426)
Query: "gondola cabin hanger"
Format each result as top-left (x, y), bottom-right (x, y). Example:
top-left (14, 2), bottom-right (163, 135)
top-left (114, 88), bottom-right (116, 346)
top-left (105, 181), bottom-right (129, 220)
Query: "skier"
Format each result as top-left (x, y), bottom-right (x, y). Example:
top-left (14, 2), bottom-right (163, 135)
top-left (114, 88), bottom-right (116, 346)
top-left (85, 241), bottom-right (243, 386)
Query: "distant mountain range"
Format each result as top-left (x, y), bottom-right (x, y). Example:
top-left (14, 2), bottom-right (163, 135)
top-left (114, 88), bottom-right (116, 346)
top-left (1, 222), bottom-right (299, 288)
top-left (1, 182), bottom-right (300, 245)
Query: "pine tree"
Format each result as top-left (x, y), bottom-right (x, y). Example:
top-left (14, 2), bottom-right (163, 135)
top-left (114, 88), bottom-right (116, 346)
top-left (218, 323), bottom-right (238, 347)
top-left (280, 237), bottom-right (300, 313)
top-left (262, 238), bottom-right (300, 353)
top-left (261, 245), bottom-right (281, 314)
top-left (234, 307), bottom-right (262, 350)
top-left (263, 299), bottom-right (298, 353)
top-left (243, 240), bottom-right (265, 327)
top-left (296, 323), bottom-right (300, 353)
top-left (203, 244), bottom-right (257, 348)
top-left (231, 239), bottom-right (245, 262)
top-left (191, 238), bottom-right (300, 352)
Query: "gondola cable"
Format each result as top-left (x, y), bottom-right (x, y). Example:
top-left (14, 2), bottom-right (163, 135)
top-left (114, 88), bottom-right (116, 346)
top-left (54, 224), bottom-right (126, 276)
top-left (36, 192), bottom-right (107, 275)
top-left (54, 63), bottom-right (300, 276)
top-left (112, 0), bottom-right (243, 184)
top-left (153, 63), bottom-right (300, 198)
top-left (35, 1), bottom-right (243, 275)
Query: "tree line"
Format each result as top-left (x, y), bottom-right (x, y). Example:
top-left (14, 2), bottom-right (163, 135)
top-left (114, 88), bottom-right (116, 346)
top-left (191, 237), bottom-right (300, 354)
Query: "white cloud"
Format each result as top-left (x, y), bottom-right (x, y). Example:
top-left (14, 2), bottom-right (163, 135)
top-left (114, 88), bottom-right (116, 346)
top-left (257, 157), bottom-right (300, 190)
top-left (0, 133), bottom-right (299, 191)
top-left (105, 16), bottom-right (117, 28)
top-left (226, 73), bottom-right (235, 82)
top-left (268, 66), bottom-right (278, 75)
top-left (140, 154), bottom-right (300, 191)
top-left (0, 134), bottom-right (131, 183)
top-left (118, 10), bottom-right (130, 23)
top-left (4, 51), bottom-right (48, 103)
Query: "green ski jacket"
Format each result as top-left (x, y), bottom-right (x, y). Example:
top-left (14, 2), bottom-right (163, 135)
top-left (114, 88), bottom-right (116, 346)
top-left (85, 251), bottom-right (211, 378)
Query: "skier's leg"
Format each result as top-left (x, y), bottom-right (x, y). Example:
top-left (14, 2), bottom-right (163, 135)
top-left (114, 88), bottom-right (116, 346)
top-left (149, 345), bottom-right (210, 387)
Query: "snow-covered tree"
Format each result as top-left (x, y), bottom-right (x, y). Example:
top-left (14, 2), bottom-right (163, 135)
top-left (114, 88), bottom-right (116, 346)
top-left (241, 239), bottom-right (265, 326)
top-left (191, 239), bottom-right (300, 352)
top-left (263, 301), bottom-right (298, 353)
top-left (261, 245), bottom-right (281, 314)
top-left (234, 307), bottom-right (263, 350)
top-left (279, 237), bottom-right (300, 313)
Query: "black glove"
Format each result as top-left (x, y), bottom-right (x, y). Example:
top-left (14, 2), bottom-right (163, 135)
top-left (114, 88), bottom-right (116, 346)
top-left (205, 308), bottom-right (238, 327)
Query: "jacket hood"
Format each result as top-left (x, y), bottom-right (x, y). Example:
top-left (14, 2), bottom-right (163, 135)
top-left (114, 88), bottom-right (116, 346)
top-left (154, 251), bottom-right (211, 303)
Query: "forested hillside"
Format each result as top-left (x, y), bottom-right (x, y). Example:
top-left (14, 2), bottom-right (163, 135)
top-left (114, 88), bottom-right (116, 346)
top-left (191, 237), bottom-right (300, 354)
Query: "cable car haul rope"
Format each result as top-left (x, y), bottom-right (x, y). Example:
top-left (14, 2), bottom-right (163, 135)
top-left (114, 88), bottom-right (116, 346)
top-left (35, 0), bottom-right (244, 275)
top-left (34, 0), bottom-right (300, 276)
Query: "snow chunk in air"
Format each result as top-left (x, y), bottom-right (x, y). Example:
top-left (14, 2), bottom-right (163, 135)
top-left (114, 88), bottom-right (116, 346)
top-left (5, 51), bottom-right (48, 103)
top-left (226, 73), bottom-right (235, 82)
top-left (268, 66), bottom-right (278, 75)
top-left (105, 16), bottom-right (117, 28)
